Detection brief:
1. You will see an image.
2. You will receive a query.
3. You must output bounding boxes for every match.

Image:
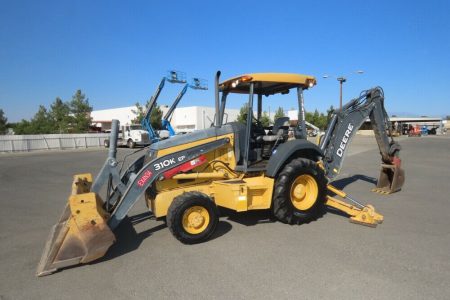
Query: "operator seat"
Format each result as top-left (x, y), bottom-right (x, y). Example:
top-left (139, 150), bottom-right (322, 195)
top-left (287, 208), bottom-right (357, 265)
top-left (262, 117), bottom-right (290, 143)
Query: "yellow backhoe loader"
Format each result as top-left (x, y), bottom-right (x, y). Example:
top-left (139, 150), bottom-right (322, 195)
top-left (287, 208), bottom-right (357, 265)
top-left (36, 71), bottom-right (404, 276)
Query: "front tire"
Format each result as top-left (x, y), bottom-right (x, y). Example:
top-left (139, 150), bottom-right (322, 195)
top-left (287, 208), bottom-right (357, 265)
top-left (273, 158), bottom-right (327, 224)
top-left (167, 192), bottom-right (219, 244)
top-left (127, 139), bottom-right (135, 149)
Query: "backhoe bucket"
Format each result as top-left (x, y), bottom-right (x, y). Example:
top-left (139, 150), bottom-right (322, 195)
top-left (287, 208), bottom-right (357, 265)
top-left (36, 174), bottom-right (115, 277)
top-left (372, 163), bottom-right (405, 194)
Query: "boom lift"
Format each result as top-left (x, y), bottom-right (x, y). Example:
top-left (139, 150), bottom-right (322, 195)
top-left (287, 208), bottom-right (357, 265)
top-left (141, 70), bottom-right (186, 143)
top-left (161, 77), bottom-right (208, 137)
top-left (37, 71), bottom-right (405, 276)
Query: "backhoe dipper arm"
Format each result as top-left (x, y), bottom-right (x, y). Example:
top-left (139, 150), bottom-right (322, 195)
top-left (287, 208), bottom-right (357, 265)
top-left (320, 87), bottom-right (402, 180)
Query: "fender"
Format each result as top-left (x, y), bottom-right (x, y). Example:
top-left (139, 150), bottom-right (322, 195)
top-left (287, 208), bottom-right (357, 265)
top-left (265, 140), bottom-right (323, 177)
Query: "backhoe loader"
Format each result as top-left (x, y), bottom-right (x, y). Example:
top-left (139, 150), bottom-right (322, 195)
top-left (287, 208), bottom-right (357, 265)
top-left (37, 71), bottom-right (404, 276)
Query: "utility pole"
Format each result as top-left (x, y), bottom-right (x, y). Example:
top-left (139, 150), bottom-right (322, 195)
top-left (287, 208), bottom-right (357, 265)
top-left (337, 77), bottom-right (347, 110)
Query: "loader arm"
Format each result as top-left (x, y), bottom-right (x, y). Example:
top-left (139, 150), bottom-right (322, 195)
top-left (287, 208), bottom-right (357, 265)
top-left (319, 87), bottom-right (404, 194)
top-left (37, 119), bottom-right (229, 276)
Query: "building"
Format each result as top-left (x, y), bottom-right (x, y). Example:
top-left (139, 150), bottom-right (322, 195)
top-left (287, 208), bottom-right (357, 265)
top-left (91, 105), bottom-right (239, 133)
top-left (171, 106), bottom-right (239, 133)
top-left (91, 106), bottom-right (138, 131)
top-left (287, 110), bottom-right (444, 135)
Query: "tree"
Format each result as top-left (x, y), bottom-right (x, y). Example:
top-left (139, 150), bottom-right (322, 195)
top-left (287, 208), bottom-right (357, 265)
top-left (0, 109), bottom-right (7, 134)
top-left (14, 119), bottom-right (33, 134)
top-left (305, 109), bottom-right (328, 130)
top-left (132, 102), bottom-right (163, 130)
top-left (69, 90), bottom-right (92, 133)
top-left (49, 97), bottom-right (70, 133)
top-left (150, 105), bottom-right (163, 130)
top-left (237, 103), bottom-right (249, 124)
top-left (260, 112), bottom-right (271, 127)
top-left (132, 102), bottom-right (145, 124)
top-left (274, 106), bottom-right (285, 121)
top-left (31, 105), bottom-right (53, 133)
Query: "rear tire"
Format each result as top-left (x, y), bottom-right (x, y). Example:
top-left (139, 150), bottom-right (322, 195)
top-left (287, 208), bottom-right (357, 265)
top-left (167, 192), bottom-right (219, 244)
top-left (104, 139), bottom-right (110, 148)
top-left (272, 158), bottom-right (327, 224)
top-left (127, 139), bottom-right (135, 149)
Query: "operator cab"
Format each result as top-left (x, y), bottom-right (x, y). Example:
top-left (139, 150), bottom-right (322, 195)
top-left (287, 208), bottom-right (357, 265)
top-left (217, 73), bottom-right (316, 172)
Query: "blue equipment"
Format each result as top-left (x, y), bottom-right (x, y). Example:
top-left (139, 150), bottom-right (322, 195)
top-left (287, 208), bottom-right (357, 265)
top-left (161, 77), bottom-right (208, 136)
top-left (141, 71), bottom-right (186, 143)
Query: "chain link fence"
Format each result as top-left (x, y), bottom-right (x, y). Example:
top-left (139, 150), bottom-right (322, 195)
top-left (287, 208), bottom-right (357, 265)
top-left (0, 133), bottom-right (110, 153)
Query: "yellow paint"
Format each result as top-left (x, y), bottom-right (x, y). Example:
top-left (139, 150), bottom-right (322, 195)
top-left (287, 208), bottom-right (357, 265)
top-left (150, 175), bottom-right (274, 217)
top-left (325, 185), bottom-right (383, 227)
top-left (290, 174), bottom-right (318, 211)
top-left (220, 73), bottom-right (316, 89)
top-left (182, 206), bottom-right (210, 234)
top-left (212, 176), bottom-right (274, 212)
top-left (150, 184), bottom-right (212, 217)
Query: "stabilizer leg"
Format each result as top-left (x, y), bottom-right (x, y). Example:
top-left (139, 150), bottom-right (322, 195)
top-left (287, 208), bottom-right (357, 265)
top-left (326, 185), bottom-right (383, 227)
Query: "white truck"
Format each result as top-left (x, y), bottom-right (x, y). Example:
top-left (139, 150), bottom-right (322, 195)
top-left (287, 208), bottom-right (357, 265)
top-left (104, 124), bottom-right (151, 148)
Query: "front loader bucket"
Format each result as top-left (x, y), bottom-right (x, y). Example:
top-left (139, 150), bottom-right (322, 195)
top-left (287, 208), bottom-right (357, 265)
top-left (372, 163), bottom-right (405, 194)
top-left (36, 174), bottom-right (115, 277)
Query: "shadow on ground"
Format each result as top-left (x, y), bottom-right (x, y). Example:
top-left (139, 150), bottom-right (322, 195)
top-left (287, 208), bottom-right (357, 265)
top-left (331, 174), bottom-right (377, 190)
top-left (91, 211), bottom-right (233, 264)
top-left (326, 174), bottom-right (377, 217)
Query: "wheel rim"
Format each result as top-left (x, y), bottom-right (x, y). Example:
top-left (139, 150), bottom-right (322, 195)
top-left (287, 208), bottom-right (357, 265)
top-left (290, 174), bottom-right (318, 211)
top-left (182, 206), bottom-right (210, 234)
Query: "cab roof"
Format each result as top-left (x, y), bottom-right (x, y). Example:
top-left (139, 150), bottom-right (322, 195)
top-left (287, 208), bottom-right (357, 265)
top-left (219, 73), bottom-right (316, 95)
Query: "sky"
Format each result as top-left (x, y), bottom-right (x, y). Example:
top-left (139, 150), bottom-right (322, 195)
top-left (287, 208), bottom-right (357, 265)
top-left (1, 0), bottom-right (449, 122)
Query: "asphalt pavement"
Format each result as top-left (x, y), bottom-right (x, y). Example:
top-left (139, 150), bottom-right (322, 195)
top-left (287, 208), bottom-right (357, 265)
top-left (0, 135), bottom-right (449, 299)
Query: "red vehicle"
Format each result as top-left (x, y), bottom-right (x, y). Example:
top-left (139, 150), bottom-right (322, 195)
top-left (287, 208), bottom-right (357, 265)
top-left (408, 125), bottom-right (421, 137)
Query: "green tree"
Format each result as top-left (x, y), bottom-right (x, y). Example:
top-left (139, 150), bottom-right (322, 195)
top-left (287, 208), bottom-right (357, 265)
top-left (132, 102), bottom-right (163, 130)
top-left (0, 109), bottom-right (7, 134)
top-left (132, 102), bottom-right (145, 124)
top-left (237, 103), bottom-right (249, 124)
top-left (30, 105), bottom-right (53, 133)
top-left (14, 119), bottom-right (33, 134)
top-left (150, 105), bottom-right (163, 130)
top-left (69, 90), bottom-right (92, 133)
top-left (274, 106), bottom-right (285, 121)
top-left (305, 109), bottom-right (328, 130)
top-left (260, 111), bottom-right (271, 127)
top-left (49, 97), bottom-right (71, 133)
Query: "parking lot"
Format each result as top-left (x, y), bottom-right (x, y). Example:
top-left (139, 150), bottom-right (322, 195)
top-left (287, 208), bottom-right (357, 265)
top-left (1, 135), bottom-right (449, 299)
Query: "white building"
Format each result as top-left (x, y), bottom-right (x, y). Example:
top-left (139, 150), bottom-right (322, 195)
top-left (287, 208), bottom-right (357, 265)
top-left (91, 106), bottom-right (138, 130)
top-left (91, 105), bottom-right (239, 133)
top-left (171, 106), bottom-right (239, 132)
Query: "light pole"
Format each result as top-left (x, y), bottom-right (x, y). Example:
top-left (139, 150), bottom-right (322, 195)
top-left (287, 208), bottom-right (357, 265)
top-left (336, 77), bottom-right (346, 110)
top-left (323, 71), bottom-right (364, 110)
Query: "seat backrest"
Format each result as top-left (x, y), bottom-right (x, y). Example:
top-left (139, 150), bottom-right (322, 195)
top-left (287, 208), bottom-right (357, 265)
top-left (272, 117), bottom-right (290, 136)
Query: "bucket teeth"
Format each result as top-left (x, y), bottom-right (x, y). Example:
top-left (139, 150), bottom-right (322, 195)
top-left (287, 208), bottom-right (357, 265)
top-left (371, 188), bottom-right (392, 195)
top-left (374, 163), bottom-right (405, 195)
